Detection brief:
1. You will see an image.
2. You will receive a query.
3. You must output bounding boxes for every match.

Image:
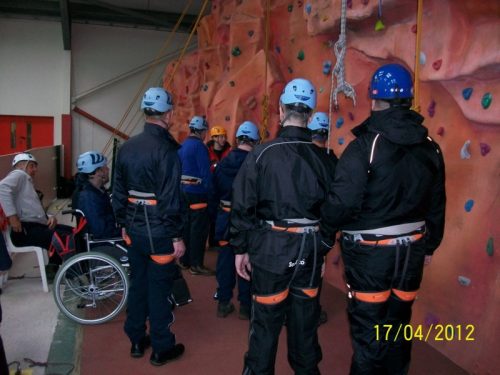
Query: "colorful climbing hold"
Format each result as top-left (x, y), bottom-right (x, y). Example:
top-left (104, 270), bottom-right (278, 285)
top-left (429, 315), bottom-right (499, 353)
top-left (481, 92), bottom-right (492, 109)
top-left (288, 66), bottom-right (294, 74)
top-left (297, 1), bottom-right (303, 8)
top-left (486, 237), bottom-right (494, 256)
top-left (460, 140), bottom-right (471, 159)
top-left (479, 143), bottom-right (491, 156)
top-left (322, 15), bottom-right (329, 22)
top-left (458, 276), bottom-right (471, 286)
top-left (464, 199), bottom-right (474, 212)
top-left (348, 112), bottom-right (354, 121)
top-left (347, 0), bottom-right (353, 9)
top-left (225, 115), bottom-right (230, 121)
top-left (248, 30), bottom-right (254, 37)
top-left (205, 62), bottom-right (210, 70)
top-left (411, 24), bottom-right (417, 33)
top-left (338, 137), bottom-right (345, 145)
top-left (275, 46), bottom-right (281, 54)
top-left (462, 87), bottom-right (473, 100)
top-left (319, 87), bottom-right (324, 93)
top-left (336, 117), bottom-right (344, 129)
top-left (424, 313), bottom-right (440, 327)
top-left (437, 127), bottom-right (445, 136)
top-left (419, 51), bottom-right (426, 65)
top-left (229, 81), bottom-right (235, 87)
top-left (288, 4), bottom-right (293, 12)
top-left (323, 60), bottom-right (332, 75)
top-left (362, 0), bottom-right (369, 5)
top-left (231, 46), bottom-right (241, 56)
top-left (375, 19), bottom-right (385, 31)
top-left (297, 50), bottom-right (305, 61)
top-left (202, 84), bottom-right (208, 92)
top-left (305, 3), bottom-right (312, 15)
top-left (432, 59), bottom-right (442, 71)
top-left (427, 100), bottom-right (436, 118)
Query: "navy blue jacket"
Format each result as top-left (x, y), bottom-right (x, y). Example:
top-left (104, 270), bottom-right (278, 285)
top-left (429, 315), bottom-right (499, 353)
top-left (178, 136), bottom-right (212, 196)
top-left (210, 148), bottom-right (249, 241)
top-left (113, 123), bottom-right (184, 238)
top-left (76, 182), bottom-right (120, 239)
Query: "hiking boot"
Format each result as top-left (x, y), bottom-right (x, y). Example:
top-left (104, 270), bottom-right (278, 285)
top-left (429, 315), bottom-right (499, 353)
top-left (217, 301), bottom-right (235, 318)
top-left (150, 343), bottom-right (185, 366)
top-left (189, 265), bottom-right (215, 276)
top-left (239, 304), bottom-right (250, 320)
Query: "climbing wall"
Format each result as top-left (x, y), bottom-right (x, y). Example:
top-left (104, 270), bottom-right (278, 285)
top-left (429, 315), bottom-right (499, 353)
top-left (164, 1), bottom-right (499, 373)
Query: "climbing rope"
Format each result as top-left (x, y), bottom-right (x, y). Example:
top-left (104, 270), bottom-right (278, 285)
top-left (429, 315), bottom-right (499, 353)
top-left (260, 0), bottom-right (271, 142)
top-left (328, 0), bottom-right (356, 148)
top-left (166, 0), bottom-right (210, 88)
top-left (412, 0), bottom-right (423, 113)
top-left (102, 0), bottom-right (194, 154)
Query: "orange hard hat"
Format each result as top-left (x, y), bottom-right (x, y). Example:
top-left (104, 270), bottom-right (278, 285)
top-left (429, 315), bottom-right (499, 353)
top-left (210, 126), bottom-right (227, 137)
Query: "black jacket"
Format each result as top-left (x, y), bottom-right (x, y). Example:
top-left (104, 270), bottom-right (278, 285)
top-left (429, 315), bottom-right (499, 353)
top-left (326, 107), bottom-right (446, 255)
top-left (112, 123), bottom-right (184, 238)
top-left (230, 126), bottom-right (337, 273)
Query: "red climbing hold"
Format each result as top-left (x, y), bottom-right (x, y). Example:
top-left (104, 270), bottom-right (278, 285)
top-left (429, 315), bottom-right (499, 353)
top-left (432, 59), bottom-right (442, 71)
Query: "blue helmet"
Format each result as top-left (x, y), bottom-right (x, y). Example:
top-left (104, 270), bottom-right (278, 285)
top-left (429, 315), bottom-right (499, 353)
top-left (141, 87), bottom-right (173, 113)
top-left (189, 115), bottom-right (208, 130)
top-left (236, 121), bottom-right (260, 141)
top-left (308, 112), bottom-right (330, 133)
top-left (77, 151), bottom-right (107, 174)
top-left (370, 64), bottom-right (413, 100)
top-left (280, 78), bottom-right (316, 110)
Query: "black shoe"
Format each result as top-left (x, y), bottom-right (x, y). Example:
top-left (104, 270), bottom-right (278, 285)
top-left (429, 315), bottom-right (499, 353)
top-left (150, 343), bottom-right (185, 366)
top-left (217, 301), bottom-right (235, 318)
top-left (239, 304), bottom-right (250, 320)
top-left (130, 335), bottom-right (151, 358)
top-left (189, 265), bottom-right (215, 276)
top-left (178, 262), bottom-right (190, 271)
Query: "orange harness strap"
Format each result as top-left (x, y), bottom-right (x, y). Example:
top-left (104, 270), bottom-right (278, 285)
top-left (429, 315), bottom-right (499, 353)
top-left (221, 206), bottom-right (231, 213)
top-left (150, 254), bottom-right (176, 265)
top-left (353, 290), bottom-right (391, 303)
top-left (218, 240), bottom-right (229, 246)
top-left (253, 289), bottom-right (289, 305)
top-left (392, 289), bottom-right (418, 301)
top-left (270, 225), bottom-right (319, 234)
top-left (190, 203), bottom-right (208, 210)
top-left (358, 233), bottom-right (423, 246)
top-left (128, 197), bottom-right (157, 206)
top-left (300, 288), bottom-right (319, 298)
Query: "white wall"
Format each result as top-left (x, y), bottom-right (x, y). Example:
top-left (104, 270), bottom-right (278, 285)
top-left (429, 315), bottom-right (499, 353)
top-left (0, 18), bottom-right (194, 174)
top-left (0, 19), bottom-right (71, 145)
top-left (71, 24), bottom-right (192, 169)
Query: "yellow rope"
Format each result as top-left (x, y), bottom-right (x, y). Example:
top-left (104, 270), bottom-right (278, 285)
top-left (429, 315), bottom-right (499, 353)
top-left (412, 0), bottom-right (423, 113)
top-left (166, 0), bottom-right (210, 88)
top-left (102, 0), bottom-right (194, 154)
top-left (260, 0), bottom-right (271, 142)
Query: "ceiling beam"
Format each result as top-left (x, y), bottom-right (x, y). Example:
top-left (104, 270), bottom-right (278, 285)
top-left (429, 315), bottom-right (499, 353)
top-left (59, 0), bottom-right (71, 50)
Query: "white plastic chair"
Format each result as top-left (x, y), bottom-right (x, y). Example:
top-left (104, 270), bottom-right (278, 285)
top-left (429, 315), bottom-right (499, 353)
top-left (1, 228), bottom-right (49, 292)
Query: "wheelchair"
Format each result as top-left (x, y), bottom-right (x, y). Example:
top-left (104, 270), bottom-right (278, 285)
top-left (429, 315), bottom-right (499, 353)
top-left (52, 209), bottom-right (129, 325)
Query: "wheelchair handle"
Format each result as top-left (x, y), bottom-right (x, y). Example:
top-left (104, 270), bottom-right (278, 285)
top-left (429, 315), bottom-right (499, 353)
top-left (61, 209), bottom-right (86, 217)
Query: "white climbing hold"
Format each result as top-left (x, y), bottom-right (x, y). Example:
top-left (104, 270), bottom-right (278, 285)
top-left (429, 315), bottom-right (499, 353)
top-left (460, 140), bottom-right (471, 159)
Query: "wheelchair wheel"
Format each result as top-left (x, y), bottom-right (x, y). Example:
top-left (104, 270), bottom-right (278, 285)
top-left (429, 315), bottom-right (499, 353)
top-left (53, 251), bottom-right (129, 325)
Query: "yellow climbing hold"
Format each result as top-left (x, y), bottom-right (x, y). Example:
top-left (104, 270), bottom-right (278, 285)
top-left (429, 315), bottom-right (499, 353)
top-left (375, 19), bottom-right (385, 31)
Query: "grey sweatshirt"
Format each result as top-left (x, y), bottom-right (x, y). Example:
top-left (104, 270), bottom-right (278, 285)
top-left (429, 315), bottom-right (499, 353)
top-left (0, 169), bottom-right (47, 225)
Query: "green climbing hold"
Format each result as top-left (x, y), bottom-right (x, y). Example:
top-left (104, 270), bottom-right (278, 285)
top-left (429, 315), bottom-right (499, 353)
top-left (297, 50), bottom-right (305, 61)
top-left (486, 237), bottom-right (494, 256)
top-left (481, 92), bottom-right (492, 109)
top-left (288, 4), bottom-right (293, 12)
top-left (375, 19), bottom-right (385, 31)
top-left (231, 46), bottom-right (241, 57)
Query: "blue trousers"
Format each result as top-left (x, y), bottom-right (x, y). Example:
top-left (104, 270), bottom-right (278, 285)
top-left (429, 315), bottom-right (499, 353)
top-left (181, 192), bottom-right (209, 268)
top-left (216, 244), bottom-right (251, 307)
top-left (124, 233), bottom-right (177, 352)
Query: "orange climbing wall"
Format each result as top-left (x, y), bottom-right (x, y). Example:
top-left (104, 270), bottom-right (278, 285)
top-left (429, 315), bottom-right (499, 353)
top-left (164, 1), bottom-right (500, 373)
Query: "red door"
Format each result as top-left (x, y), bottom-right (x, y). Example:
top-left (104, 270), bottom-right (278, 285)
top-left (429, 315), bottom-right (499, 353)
top-left (0, 115), bottom-right (54, 155)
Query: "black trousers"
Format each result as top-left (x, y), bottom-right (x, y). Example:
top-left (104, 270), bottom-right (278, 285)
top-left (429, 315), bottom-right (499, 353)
top-left (10, 222), bottom-right (72, 265)
top-left (341, 237), bottom-right (426, 375)
top-left (180, 193), bottom-right (209, 268)
top-left (243, 255), bottom-right (323, 375)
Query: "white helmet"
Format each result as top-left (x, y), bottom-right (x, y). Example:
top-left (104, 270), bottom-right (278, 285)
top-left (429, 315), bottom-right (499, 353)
top-left (77, 151), bottom-right (107, 174)
top-left (189, 116), bottom-right (208, 130)
top-left (12, 153), bottom-right (37, 167)
top-left (141, 87), bottom-right (173, 113)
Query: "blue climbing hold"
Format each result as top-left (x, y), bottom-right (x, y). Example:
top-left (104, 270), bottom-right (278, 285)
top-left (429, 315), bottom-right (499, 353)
top-left (323, 60), bottom-right (332, 75)
top-left (458, 276), bottom-right (471, 286)
top-left (464, 199), bottom-right (474, 212)
top-left (460, 140), bottom-right (471, 159)
top-left (275, 46), bottom-right (281, 54)
top-left (338, 137), bottom-right (345, 145)
top-left (306, 3), bottom-right (312, 15)
top-left (335, 117), bottom-right (344, 129)
top-left (462, 87), bottom-right (473, 100)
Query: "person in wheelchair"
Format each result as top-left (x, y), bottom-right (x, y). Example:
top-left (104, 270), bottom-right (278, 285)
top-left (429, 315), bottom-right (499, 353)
top-left (73, 151), bottom-right (120, 240)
